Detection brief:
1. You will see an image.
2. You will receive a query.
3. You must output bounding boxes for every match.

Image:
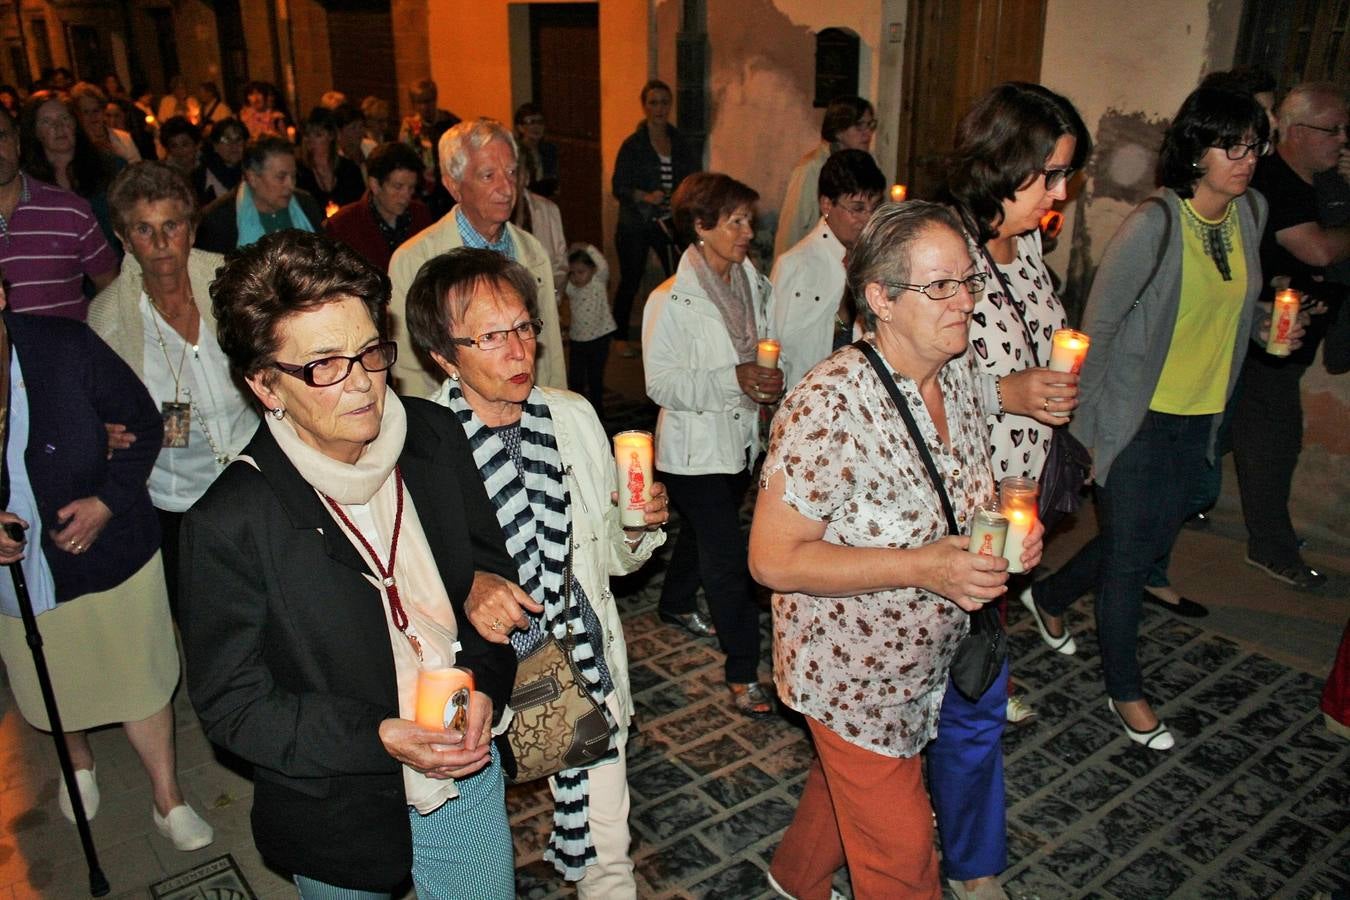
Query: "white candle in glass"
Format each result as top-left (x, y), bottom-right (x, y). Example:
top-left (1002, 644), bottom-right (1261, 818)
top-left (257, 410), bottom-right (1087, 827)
top-left (613, 430), bottom-right (654, 528)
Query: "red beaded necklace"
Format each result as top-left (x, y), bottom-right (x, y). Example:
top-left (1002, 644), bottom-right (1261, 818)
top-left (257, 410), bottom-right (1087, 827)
top-left (322, 467), bottom-right (410, 633)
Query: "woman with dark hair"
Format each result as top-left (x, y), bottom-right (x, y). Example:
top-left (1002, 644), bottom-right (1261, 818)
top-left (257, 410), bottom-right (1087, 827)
top-left (21, 91), bottom-right (124, 247)
top-left (239, 80), bottom-right (287, 139)
top-left (180, 230), bottom-right (521, 897)
top-left (750, 201), bottom-right (1042, 899)
top-left (158, 116), bottom-right (201, 178)
top-left (611, 79), bottom-right (701, 350)
top-left (774, 95), bottom-right (878, 258)
top-left (514, 102), bottom-right (559, 197)
top-left (296, 106), bottom-right (365, 216)
top-left (106, 96), bottom-right (158, 161)
top-left (770, 148), bottom-right (885, 389)
top-left (642, 172), bottom-right (780, 718)
top-left (0, 85), bottom-right (20, 117)
top-left (407, 247), bottom-right (669, 899)
top-left (193, 116), bottom-right (247, 204)
top-left (1024, 86), bottom-right (1288, 751)
top-left (931, 80), bottom-right (1092, 900)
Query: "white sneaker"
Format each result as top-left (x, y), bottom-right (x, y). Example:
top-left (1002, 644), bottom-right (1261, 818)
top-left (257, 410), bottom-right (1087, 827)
top-left (154, 804), bottom-right (215, 851)
top-left (1005, 695), bottom-right (1036, 724)
top-left (57, 766), bottom-right (99, 823)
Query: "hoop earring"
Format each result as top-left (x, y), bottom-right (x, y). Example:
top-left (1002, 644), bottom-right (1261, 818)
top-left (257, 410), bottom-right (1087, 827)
top-left (269, 407), bottom-right (285, 420)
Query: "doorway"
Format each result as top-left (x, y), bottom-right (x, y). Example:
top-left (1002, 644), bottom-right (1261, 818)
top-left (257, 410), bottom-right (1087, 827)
top-left (895, 0), bottom-right (1048, 199)
top-left (529, 3), bottom-right (602, 247)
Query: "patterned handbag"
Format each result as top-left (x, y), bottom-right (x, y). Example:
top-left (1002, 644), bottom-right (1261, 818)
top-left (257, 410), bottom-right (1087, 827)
top-left (505, 538), bottom-right (613, 783)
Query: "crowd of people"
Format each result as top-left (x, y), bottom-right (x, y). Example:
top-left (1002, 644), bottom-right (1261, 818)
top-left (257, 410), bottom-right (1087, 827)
top-left (0, 60), bottom-right (1344, 900)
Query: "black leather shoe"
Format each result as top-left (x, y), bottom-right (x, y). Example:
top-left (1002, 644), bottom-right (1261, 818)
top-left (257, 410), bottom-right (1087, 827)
top-left (660, 609), bottom-right (717, 638)
top-left (1141, 592), bottom-right (1208, 618)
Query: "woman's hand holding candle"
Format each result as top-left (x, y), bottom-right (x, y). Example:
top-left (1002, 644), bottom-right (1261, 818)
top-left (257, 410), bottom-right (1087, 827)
top-left (997, 368), bottom-right (1080, 424)
top-left (736, 361), bottom-right (785, 404)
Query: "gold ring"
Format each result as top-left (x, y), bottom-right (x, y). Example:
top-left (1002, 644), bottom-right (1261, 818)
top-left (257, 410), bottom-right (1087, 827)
top-left (492, 619), bottom-right (504, 632)
top-left (1043, 398), bottom-right (1050, 411)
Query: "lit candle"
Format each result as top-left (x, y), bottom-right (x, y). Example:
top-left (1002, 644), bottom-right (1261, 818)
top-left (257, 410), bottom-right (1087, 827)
top-left (967, 507), bottom-right (1008, 559)
top-left (613, 430), bottom-right (654, 529)
top-left (1266, 289), bottom-right (1300, 357)
top-left (755, 339), bottom-right (781, 369)
top-left (890, 183), bottom-right (908, 203)
top-left (325, 200), bottom-right (340, 219)
top-left (999, 477), bottom-right (1038, 574)
top-left (414, 667), bottom-right (474, 731)
top-left (1048, 328), bottom-right (1090, 374)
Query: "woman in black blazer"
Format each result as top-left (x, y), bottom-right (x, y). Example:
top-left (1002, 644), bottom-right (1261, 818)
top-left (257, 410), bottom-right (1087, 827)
top-left (180, 231), bottom-right (529, 898)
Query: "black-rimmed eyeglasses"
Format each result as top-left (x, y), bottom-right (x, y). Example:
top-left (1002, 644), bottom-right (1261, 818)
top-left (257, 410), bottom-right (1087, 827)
top-left (885, 274), bottom-right (988, 301)
top-left (272, 341), bottom-right (398, 387)
top-left (1041, 167), bottom-right (1077, 191)
top-left (1218, 140), bottom-right (1273, 160)
top-left (449, 319), bottom-right (544, 351)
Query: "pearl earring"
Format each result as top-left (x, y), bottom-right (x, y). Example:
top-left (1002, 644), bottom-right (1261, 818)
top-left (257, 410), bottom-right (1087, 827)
top-left (449, 371), bottom-right (460, 382)
top-left (270, 407), bottom-right (285, 420)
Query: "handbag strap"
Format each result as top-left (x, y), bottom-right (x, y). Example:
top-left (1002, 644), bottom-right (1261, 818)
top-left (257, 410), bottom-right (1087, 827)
top-left (980, 246), bottom-right (1043, 368)
top-left (853, 340), bottom-right (960, 536)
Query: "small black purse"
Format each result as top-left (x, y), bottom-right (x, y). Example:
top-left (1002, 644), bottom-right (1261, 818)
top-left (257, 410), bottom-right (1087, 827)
top-left (854, 341), bottom-right (1007, 702)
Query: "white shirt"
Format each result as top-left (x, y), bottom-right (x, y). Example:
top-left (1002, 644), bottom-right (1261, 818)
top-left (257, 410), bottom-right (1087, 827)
top-left (139, 294), bottom-right (257, 511)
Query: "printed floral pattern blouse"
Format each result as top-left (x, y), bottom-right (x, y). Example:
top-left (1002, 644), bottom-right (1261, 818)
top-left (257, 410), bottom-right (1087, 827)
top-left (762, 341), bottom-right (995, 757)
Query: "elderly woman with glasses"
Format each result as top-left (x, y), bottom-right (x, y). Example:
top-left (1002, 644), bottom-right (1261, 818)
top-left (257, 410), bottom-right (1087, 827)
top-left (750, 201), bottom-right (1044, 899)
top-left (1024, 87), bottom-right (1289, 753)
top-left (774, 95), bottom-right (878, 259)
top-left (406, 247), bottom-right (668, 899)
top-left (180, 230), bottom-right (522, 898)
top-left (88, 162), bottom-right (257, 618)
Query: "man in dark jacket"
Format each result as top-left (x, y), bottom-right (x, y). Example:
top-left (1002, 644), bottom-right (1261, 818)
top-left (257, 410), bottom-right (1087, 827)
top-left (195, 136), bottom-right (323, 252)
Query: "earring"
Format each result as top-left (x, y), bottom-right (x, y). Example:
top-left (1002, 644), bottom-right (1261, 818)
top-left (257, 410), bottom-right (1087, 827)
top-left (823, 212), bottom-right (830, 220)
top-left (449, 371), bottom-right (460, 382)
top-left (881, 315), bottom-right (892, 323)
top-left (697, 238), bottom-right (705, 247)
top-left (269, 407), bottom-right (285, 420)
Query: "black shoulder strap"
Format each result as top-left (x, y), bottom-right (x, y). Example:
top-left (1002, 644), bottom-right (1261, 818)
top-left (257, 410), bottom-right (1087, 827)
top-left (1126, 196), bottom-right (1174, 314)
top-left (853, 340), bottom-right (960, 536)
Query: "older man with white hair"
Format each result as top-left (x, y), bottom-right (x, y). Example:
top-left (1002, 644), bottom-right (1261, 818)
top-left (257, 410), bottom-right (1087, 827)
top-left (389, 118), bottom-right (565, 395)
top-left (1233, 82), bottom-right (1348, 590)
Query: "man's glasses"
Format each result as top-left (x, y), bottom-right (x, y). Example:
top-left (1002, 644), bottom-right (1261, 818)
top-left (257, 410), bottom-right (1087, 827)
top-left (853, 119), bottom-right (879, 131)
top-left (450, 319), bottom-right (543, 351)
top-left (885, 274), bottom-right (988, 301)
top-left (272, 341), bottom-right (398, 387)
top-left (1220, 140), bottom-right (1273, 160)
top-left (1041, 167), bottom-right (1077, 191)
top-left (1294, 122), bottom-right (1348, 138)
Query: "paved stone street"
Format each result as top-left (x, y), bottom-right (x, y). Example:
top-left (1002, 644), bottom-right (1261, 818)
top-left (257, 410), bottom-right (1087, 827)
top-left (0, 382), bottom-right (1345, 899)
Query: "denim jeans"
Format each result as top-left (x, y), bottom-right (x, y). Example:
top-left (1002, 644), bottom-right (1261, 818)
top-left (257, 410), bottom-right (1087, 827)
top-left (1035, 411), bottom-right (1213, 701)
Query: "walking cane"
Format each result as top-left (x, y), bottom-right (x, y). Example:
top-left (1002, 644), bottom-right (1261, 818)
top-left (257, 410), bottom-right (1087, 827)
top-left (2, 524), bottom-right (111, 897)
top-left (1, 406), bottom-right (109, 894)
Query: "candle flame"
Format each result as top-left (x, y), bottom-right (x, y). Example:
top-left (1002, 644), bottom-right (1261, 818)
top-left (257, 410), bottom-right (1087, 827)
top-left (890, 184), bottom-right (908, 202)
top-left (325, 200), bottom-right (340, 219)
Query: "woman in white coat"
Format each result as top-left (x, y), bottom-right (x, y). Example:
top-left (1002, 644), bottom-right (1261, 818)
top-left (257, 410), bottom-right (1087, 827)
top-left (770, 149), bottom-right (885, 390)
top-left (642, 172), bottom-right (781, 719)
top-left (405, 247), bottom-right (668, 899)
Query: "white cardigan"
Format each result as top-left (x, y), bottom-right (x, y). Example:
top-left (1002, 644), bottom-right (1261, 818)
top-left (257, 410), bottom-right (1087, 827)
top-left (431, 384), bottom-right (664, 732)
top-left (770, 216), bottom-right (847, 390)
top-left (641, 254), bottom-right (774, 475)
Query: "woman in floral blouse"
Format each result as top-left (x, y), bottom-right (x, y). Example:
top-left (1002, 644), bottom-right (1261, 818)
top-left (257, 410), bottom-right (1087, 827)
top-left (749, 201), bottom-right (1044, 899)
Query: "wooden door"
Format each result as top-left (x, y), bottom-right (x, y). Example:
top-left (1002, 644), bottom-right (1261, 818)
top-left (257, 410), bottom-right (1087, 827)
top-left (531, 3), bottom-right (602, 247)
top-left (326, 5), bottom-right (398, 119)
top-left (896, 0), bottom-right (1048, 200)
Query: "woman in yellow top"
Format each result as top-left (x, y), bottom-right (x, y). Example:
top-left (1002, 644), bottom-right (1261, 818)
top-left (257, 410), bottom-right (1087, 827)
top-left (1022, 86), bottom-right (1298, 751)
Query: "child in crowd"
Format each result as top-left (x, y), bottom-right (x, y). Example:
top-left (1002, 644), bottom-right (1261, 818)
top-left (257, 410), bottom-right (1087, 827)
top-left (564, 242), bottom-right (616, 417)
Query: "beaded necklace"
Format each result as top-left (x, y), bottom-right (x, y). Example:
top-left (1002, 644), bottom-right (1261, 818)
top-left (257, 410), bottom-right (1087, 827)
top-left (1180, 199), bottom-right (1237, 281)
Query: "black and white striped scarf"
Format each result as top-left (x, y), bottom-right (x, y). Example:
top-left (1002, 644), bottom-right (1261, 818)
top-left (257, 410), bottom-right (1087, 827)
top-left (444, 384), bottom-right (618, 880)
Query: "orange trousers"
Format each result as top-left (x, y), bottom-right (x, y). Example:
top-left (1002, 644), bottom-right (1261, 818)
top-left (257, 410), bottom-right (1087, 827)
top-left (769, 717), bottom-right (941, 900)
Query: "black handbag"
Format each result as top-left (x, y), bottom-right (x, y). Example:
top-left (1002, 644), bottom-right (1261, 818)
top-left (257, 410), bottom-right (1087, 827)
top-left (981, 249), bottom-right (1090, 526)
top-left (854, 341), bottom-right (1007, 702)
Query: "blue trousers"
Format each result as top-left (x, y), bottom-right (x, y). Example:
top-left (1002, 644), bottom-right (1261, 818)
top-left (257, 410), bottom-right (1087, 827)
top-left (927, 660), bottom-right (1009, 880)
top-left (1036, 411), bottom-right (1213, 700)
top-left (295, 749), bottom-right (513, 900)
